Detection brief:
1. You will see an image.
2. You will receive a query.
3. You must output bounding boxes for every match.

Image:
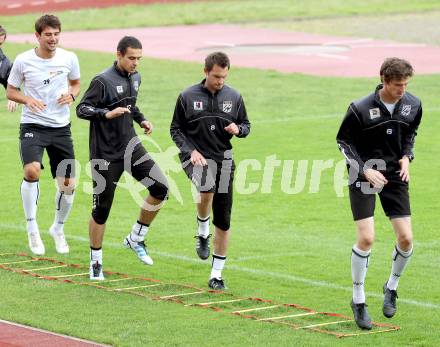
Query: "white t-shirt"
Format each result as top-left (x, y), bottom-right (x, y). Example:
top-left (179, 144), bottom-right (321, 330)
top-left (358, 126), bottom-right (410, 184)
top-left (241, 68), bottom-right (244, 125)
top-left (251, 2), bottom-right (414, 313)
top-left (381, 100), bottom-right (397, 115)
top-left (8, 48), bottom-right (80, 127)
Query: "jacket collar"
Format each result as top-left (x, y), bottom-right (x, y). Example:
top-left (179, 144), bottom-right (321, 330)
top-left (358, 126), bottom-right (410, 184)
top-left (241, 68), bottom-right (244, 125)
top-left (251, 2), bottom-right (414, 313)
top-left (113, 61), bottom-right (131, 78)
top-left (200, 78), bottom-right (223, 95)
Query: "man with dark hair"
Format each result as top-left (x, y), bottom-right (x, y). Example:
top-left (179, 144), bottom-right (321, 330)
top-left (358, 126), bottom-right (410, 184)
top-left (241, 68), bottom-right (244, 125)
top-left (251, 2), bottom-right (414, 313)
top-left (170, 51), bottom-right (250, 290)
top-left (336, 57), bottom-right (422, 329)
top-left (0, 25), bottom-right (17, 111)
top-left (34, 14), bottom-right (61, 34)
top-left (116, 36), bottom-right (142, 55)
top-left (7, 14), bottom-right (80, 255)
top-left (77, 36), bottom-right (168, 280)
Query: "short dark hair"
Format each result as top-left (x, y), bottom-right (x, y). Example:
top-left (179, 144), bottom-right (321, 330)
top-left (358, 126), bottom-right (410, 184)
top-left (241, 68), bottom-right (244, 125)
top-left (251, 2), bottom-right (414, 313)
top-left (0, 25), bottom-right (6, 39)
top-left (117, 36), bottom-right (142, 55)
top-left (380, 57), bottom-right (414, 83)
top-left (35, 14), bottom-right (61, 34)
top-left (205, 52), bottom-right (230, 72)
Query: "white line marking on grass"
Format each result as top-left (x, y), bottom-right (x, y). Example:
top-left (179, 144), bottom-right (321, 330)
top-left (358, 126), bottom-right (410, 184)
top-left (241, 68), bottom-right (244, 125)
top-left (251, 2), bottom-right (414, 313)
top-left (2, 225), bottom-right (439, 309)
top-left (232, 252), bottom-right (297, 262)
top-left (258, 311), bottom-right (317, 321)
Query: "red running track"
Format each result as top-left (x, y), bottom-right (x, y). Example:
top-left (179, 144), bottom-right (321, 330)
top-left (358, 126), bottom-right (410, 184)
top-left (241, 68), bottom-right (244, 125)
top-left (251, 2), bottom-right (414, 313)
top-left (0, 0), bottom-right (194, 16)
top-left (9, 24), bottom-right (440, 77)
top-left (0, 319), bottom-right (109, 347)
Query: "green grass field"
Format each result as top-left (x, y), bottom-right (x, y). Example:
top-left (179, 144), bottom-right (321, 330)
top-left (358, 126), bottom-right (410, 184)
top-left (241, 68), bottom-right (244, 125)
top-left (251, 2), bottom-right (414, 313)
top-left (1, 1), bottom-right (440, 346)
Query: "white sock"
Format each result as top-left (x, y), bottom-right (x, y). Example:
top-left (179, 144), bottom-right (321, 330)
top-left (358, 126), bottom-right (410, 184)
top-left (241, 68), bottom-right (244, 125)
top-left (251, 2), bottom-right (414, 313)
top-left (51, 190), bottom-right (75, 234)
top-left (351, 245), bottom-right (371, 304)
top-left (387, 245), bottom-right (413, 290)
top-left (21, 180), bottom-right (39, 234)
top-left (197, 215), bottom-right (210, 238)
top-left (129, 221), bottom-right (149, 242)
top-left (90, 248), bottom-right (102, 264)
top-left (210, 254), bottom-right (226, 279)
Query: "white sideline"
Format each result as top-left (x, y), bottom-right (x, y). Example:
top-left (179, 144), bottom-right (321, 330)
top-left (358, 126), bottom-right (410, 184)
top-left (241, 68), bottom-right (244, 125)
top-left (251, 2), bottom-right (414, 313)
top-left (1, 224), bottom-right (439, 310)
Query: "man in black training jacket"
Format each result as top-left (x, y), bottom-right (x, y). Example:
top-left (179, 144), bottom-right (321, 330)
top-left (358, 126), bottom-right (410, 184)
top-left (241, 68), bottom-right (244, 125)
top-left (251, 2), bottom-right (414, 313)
top-left (77, 36), bottom-right (168, 280)
top-left (337, 57), bottom-right (422, 330)
top-left (171, 52), bottom-right (250, 290)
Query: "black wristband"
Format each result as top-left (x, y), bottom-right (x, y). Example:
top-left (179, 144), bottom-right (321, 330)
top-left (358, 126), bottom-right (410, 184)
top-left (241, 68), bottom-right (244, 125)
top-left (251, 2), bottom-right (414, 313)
top-left (70, 93), bottom-right (75, 102)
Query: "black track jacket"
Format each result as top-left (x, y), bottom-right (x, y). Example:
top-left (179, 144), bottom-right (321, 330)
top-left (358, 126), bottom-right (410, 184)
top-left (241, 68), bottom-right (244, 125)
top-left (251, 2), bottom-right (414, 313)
top-left (76, 62), bottom-right (146, 160)
top-left (0, 48), bottom-right (12, 89)
top-left (170, 80), bottom-right (251, 163)
top-left (337, 84), bottom-right (422, 177)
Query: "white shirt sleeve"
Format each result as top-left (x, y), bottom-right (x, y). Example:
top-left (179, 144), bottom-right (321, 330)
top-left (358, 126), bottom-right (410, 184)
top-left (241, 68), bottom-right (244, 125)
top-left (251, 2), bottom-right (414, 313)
top-left (68, 52), bottom-right (80, 81)
top-left (7, 56), bottom-right (23, 88)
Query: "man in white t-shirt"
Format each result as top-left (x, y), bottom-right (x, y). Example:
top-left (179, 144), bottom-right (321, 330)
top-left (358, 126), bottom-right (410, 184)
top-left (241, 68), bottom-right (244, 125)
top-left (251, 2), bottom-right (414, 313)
top-left (7, 14), bottom-right (80, 256)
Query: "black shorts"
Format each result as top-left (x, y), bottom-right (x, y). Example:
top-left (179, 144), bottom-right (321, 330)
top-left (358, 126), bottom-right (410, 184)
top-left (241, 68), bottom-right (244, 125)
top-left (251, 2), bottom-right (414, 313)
top-left (19, 123), bottom-right (75, 178)
top-left (91, 145), bottom-right (168, 224)
top-left (183, 159), bottom-right (235, 231)
top-left (349, 175), bottom-right (411, 221)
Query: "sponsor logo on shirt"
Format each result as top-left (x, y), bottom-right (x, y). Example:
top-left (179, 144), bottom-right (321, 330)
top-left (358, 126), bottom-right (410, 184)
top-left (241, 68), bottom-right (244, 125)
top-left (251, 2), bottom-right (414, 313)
top-left (116, 85), bottom-right (124, 94)
top-left (401, 104), bottom-right (411, 117)
top-left (369, 108), bottom-right (380, 119)
top-left (133, 80), bottom-right (139, 92)
top-left (222, 101), bottom-right (233, 113)
top-left (43, 71), bottom-right (64, 85)
top-left (49, 70), bottom-right (64, 77)
top-left (194, 101), bottom-right (203, 111)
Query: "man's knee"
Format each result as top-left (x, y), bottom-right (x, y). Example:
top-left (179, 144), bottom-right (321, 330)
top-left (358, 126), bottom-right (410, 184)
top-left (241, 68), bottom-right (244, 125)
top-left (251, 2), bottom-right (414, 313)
top-left (213, 205), bottom-right (231, 231)
top-left (92, 208), bottom-right (110, 225)
top-left (92, 195), bottom-right (112, 225)
top-left (199, 192), bottom-right (214, 206)
top-left (24, 162), bottom-right (41, 181)
top-left (355, 217), bottom-right (375, 245)
top-left (213, 218), bottom-right (230, 232)
top-left (57, 177), bottom-right (76, 194)
top-left (358, 237), bottom-right (374, 250)
top-left (149, 180), bottom-right (169, 201)
top-left (397, 233), bottom-right (413, 250)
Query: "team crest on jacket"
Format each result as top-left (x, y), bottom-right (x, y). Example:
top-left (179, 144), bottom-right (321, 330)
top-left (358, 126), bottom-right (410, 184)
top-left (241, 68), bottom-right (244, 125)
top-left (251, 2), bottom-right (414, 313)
top-left (222, 101), bottom-right (233, 113)
top-left (133, 81), bottom-right (139, 91)
top-left (194, 101), bottom-right (203, 111)
top-left (401, 104), bottom-right (411, 117)
top-left (116, 85), bottom-right (123, 94)
top-left (369, 108), bottom-right (380, 119)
